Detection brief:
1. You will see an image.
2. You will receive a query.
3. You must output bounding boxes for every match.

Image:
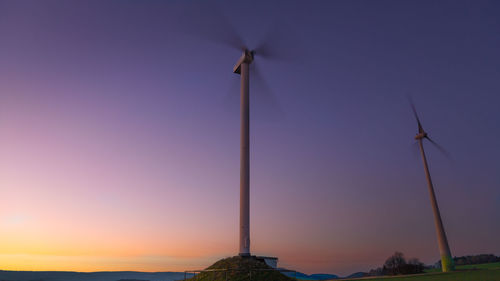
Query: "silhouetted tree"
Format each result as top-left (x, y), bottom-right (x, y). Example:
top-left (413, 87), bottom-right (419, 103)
top-left (368, 267), bottom-right (384, 276)
top-left (404, 258), bottom-right (425, 274)
top-left (381, 252), bottom-right (425, 275)
top-left (436, 254), bottom-right (500, 267)
top-left (384, 252), bottom-right (406, 275)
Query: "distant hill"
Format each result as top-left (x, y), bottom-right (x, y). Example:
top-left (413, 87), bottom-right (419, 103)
top-left (343, 272), bottom-right (368, 279)
top-left (283, 271), bottom-right (338, 280)
top-left (309, 273), bottom-right (339, 280)
top-left (0, 270), bottom-right (185, 281)
top-left (0, 268), bottom-right (345, 281)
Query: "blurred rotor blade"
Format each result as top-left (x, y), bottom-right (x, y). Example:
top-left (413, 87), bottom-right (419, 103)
top-left (425, 136), bottom-right (452, 161)
top-left (251, 62), bottom-right (284, 122)
top-left (408, 96), bottom-right (424, 133)
top-left (252, 22), bottom-right (298, 62)
top-left (177, 2), bottom-right (245, 51)
top-left (253, 42), bottom-right (279, 60)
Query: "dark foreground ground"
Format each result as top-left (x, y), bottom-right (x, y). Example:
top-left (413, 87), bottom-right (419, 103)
top-left (2, 262), bottom-right (500, 281)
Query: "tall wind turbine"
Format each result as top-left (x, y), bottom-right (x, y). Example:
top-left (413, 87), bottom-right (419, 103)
top-left (232, 45), bottom-right (279, 256)
top-left (233, 49), bottom-right (254, 256)
top-left (411, 102), bottom-right (454, 272)
top-left (181, 4), bottom-right (287, 257)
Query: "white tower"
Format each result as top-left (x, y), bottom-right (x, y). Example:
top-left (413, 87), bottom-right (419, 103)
top-left (233, 49), bottom-right (254, 256)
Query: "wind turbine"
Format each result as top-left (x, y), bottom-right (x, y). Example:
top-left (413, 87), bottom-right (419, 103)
top-left (233, 49), bottom-right (254, 256)
top-left (411, 101), bottom-right (454, 272)
top-left (180, 3), bottom-right (289, 258)
top-left (211, 20), bottom-right (283, 258)
top-left (233, 46), bottom-right (272, 257)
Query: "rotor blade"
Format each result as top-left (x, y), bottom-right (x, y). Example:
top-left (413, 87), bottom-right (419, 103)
top-left (253, 40), bottom-right (288, 61)
top-left (252, 22), bottom-right (298, 62)
top-left (425, 136), bottom-right (452, 161)
top-left (253, 41), bottom-right (293, 62)
top-left (408, 96), bottom-right (424, 133)
top-left (177, 2), bottom-right (245, 51)
top-left (250, 62), bottom-right (284, 122)
top-left (253, 42), bottom-right (275, 59)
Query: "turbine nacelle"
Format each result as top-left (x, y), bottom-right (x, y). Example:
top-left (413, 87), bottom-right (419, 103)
top-left (415, 131), bottom-right (428, 140)
top-left (233, 49), bottom-right (255, 74)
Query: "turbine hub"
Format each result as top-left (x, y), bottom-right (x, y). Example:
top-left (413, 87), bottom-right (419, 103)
top-left (233, 49), bottom-right (254, 74)
top-left (244, 49), bottom-right (255, 62)
top-left (415, 132), bottom-right (427, 140)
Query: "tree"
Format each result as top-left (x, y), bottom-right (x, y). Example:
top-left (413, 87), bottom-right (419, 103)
top-left (384, 252), bottom-right (406, 275)
top-left (451, 254), bottom-right (500, 266)
top-left (405, 258), bottom-right (425, 274)
top-left (382, 252), bottom-right (425, 275)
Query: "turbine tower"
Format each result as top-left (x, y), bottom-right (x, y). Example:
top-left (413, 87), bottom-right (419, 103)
top-left (185, 3), bottom-right (287, 260)
top-left (233, 49), bottom-right (254, 257)
top-left (412, 103), bottom-right (454, 272)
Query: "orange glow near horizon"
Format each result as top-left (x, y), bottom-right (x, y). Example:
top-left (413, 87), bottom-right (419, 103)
top-left (0, 254), bottom-right (214, 272)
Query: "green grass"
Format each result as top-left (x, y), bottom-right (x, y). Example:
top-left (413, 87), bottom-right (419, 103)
top-left (424, 261), bottom-right (500, 273)
top-left (456, 262), bottom-right (500, 270)
top-left (342, 262), bottom-right (500, 281)
top-left (351, 270), bottom-right (500, 281)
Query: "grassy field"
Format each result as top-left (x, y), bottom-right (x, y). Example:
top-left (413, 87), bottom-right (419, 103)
top-left (455, 262), bottom-right (500, 270)
top-left (423, 261), bottom-right (500, 273)
top-left (338, 262), bottom-right (500, 281)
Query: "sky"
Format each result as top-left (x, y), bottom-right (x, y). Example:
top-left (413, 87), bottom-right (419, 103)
top-left (1, 0), bottom-right (499, 276)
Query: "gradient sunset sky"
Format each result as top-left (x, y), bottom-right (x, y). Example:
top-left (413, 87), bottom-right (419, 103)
top-left (1, 0), bottom-right (499, 276)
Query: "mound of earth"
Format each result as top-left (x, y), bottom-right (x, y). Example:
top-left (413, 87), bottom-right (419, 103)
top-left (187, 256), bottom-right (294, 281)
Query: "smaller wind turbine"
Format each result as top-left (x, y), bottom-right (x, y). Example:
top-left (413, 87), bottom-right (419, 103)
top-left (411, 101), bottom-right (454, 272)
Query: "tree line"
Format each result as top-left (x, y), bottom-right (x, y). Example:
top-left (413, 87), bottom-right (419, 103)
top-left (366, 252), bottom-right (500, 276)
top-left (436, 254), bottom-right (500, 267)
top-left (367, 252), bottom-right (425, 276)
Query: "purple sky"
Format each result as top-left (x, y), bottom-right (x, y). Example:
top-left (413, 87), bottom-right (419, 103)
top-left (0, 0), bottom-right (499, 275)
